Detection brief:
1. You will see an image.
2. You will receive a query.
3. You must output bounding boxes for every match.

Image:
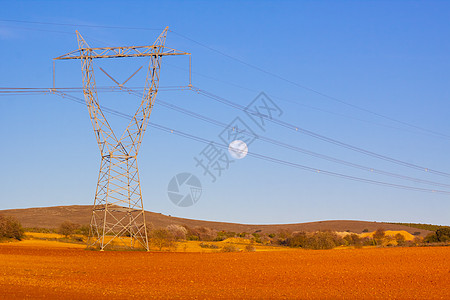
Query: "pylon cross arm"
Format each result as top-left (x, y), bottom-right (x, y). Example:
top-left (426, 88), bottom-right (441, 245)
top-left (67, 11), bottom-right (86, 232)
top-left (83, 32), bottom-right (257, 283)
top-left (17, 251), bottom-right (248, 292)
top-left (54, 45), bottom-right (190, 60)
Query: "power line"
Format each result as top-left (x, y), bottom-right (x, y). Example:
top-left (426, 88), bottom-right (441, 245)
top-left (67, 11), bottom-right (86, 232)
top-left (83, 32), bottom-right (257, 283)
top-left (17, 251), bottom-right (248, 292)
top-left (0, 19), bottom-right (162, 31)
top-left (194, 87), bottom-right (450, 178)
top-left (169, 30), bottom-right (450, 140)
top-left (2, 17), bottom-right (447, 139)
top-left (1, 18), bottom-right (446, 139)
top-left (155, 97), bottom-right (450, 189)
top-left (4, 86), bottom-right (450, 188)
top-left (112, 86), bottom-right (450, 189)
top-left (50, 90), bottom-right (450, 195)
top-left (165, 62), bottom-right (445, 140)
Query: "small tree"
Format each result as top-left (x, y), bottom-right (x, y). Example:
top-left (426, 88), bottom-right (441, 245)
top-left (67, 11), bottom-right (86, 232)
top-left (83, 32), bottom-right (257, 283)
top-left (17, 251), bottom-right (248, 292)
top-left (287, 231), bottom-right (308, 248)
top-left (435, 227), bottom-right (450, 242)
top-left (0, 216), bottom-right (25, 241)
top-left (148, 228), bottom-right (176, 251)
top-left (58, 221), bottom-right (79, 238)
top-left (344, 233), bottom-right (363, 248)
top-left (245, 244), bottom-right (256, 252)
top-left (373, 228), bottom-right (386, 245)
top-left (395, 233), bottom-right (406, 246)
top-left (423, 232), bottom-right (439, 243)
top-left (166, 224), bottom-right (187, 241)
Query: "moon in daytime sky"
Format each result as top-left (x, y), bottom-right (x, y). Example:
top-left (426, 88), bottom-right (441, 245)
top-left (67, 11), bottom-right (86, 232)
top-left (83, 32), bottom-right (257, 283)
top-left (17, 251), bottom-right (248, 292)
top-left (228, 140), bottom-right (248, 159)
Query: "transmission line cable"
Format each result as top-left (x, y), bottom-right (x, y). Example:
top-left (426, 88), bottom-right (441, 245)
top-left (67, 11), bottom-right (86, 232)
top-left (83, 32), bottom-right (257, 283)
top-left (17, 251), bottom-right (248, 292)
top-left (192, 87), bottom-right (450, 178)
top-left (50, 91), bottom-right (450, 195)
top-left (169, 30), bottom-right (450, 140)
top-left (3, 86), bottom-right (449, 187)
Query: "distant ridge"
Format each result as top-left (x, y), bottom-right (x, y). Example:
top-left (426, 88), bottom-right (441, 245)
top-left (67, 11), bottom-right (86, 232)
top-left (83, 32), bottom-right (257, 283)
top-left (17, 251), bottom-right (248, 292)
top-left (0, 205), bottom-right (432, 236)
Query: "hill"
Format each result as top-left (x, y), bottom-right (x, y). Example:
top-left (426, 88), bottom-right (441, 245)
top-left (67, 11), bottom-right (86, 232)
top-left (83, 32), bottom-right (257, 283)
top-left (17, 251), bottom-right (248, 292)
top-left (0, 205), bottom-right (432, 236)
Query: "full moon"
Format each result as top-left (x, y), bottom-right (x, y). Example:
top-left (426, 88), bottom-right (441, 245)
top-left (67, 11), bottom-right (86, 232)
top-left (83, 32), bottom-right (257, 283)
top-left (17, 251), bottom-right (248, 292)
top-left (228, 140), bottom-right (248, 159)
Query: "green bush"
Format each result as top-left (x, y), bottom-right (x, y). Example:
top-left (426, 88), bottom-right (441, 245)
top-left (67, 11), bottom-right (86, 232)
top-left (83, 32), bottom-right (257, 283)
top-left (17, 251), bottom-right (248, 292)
top-left (0, 216), bottom-right (25, 241)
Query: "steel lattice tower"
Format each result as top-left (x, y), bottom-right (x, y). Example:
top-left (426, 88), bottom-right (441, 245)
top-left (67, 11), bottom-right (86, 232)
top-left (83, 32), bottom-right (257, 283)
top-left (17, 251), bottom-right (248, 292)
top-left (54, 28), bottom-right (189, 250)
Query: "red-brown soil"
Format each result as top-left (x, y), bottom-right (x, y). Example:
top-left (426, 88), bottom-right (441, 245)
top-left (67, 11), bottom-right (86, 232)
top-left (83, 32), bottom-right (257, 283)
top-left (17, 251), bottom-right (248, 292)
top-left (0, 244), bottom-right (449, 299)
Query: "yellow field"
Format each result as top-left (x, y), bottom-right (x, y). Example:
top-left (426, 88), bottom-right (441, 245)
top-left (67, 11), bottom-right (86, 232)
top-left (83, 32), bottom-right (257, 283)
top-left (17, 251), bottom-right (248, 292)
top-left (360, 230), bottom-right (415, 240)
top-left (16, 229), bottom-right (418, 252)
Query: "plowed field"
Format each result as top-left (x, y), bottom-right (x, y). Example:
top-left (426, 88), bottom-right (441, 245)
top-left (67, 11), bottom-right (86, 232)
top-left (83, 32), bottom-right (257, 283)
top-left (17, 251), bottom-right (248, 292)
top-left (0, 244), bottom-right (449, 299)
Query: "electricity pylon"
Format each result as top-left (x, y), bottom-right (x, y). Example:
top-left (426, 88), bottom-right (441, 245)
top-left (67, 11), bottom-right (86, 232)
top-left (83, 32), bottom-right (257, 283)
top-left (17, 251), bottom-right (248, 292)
top-left (54, 27), bottom-right (190, 250)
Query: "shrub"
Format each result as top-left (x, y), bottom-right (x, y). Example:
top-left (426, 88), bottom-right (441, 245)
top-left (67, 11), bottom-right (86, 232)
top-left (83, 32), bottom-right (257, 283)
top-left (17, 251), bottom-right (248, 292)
top-left (189, 226), bottom-right (217, 241)
top-left (304, 231), bottom-right (344, 250)
top-left (344, 233), bottom-right (363, 248)
top-left (221, 244), bottom-right (240, 252)
top-left (199, 242), bottom-right (219, 249)
top-left (214, 231), bottom-right (236, 241)
top-left (362, 228), bottom-right (369, 233)
top-left (251, 233), bottom-right (262, 243)
top-left (148, 228), bottom-right (176, 251)
top-left (435, 227), bottom-right (450, 242)
top-left (395, 233), bottom-right (406, 246)
top-left (245, 244), bottom-right (256, 252)
top-left (58, 221), bottom-right (80, 238)
top-left (75, 225), bottom-right (90, 236)
top-left (0, 216), bottom-right (25, 241)
top-left (412, 236), bottom-right (423, 246)
top-left (423, 232), bottom-right (439, 243)
top-left (276, 229), bottom-right (291, 240)
top-left (166, 224), bottom-right (187, 241)
top-left (186, 235), bottom-right (199, 241)
top-left (286, 231), bottom-right (344, 250)
top-left (287, 231), bottom-right (308, 248)
top-left (413, 232), bottom-right (421, 236)
top-left (373, 228), bottom-right (386, 245)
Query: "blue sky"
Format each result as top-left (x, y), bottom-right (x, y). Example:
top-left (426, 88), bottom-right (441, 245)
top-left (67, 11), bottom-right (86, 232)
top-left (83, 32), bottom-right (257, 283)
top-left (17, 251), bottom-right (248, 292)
top-left (1, 0), bottom-right (449, 225)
